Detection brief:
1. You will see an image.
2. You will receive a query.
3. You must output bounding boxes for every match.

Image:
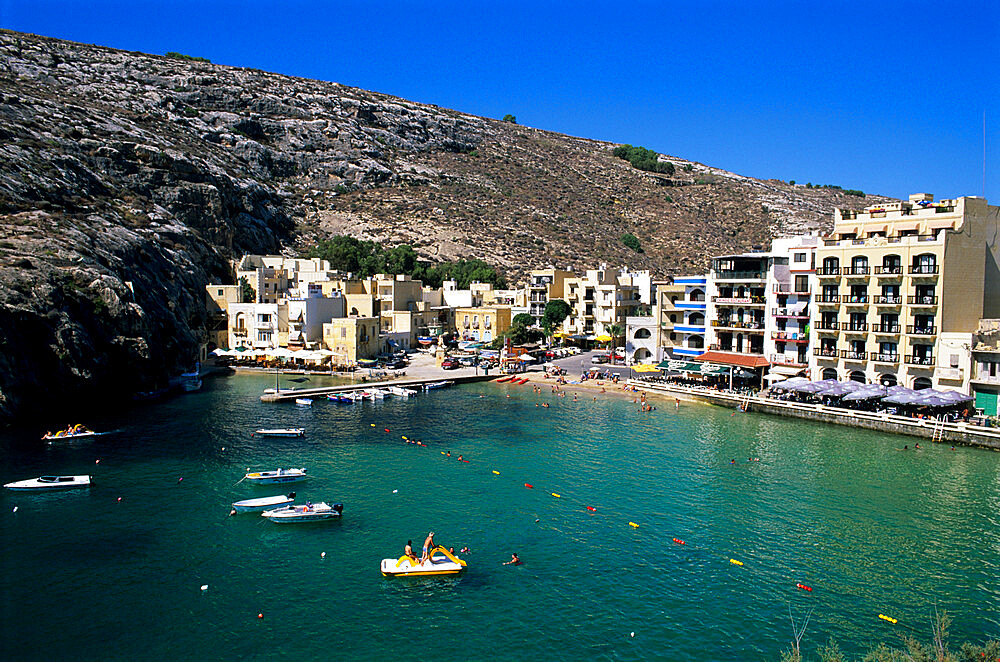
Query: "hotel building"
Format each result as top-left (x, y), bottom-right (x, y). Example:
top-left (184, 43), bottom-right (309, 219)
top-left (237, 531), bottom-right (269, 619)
top-left (809, 194), bottom-right (1000, 391)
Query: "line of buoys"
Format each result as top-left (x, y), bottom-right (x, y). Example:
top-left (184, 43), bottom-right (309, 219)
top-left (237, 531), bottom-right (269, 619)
top-left (672, 538), bottom-right (686, 545)
top-left (551, 492), bottom-right (561, 498)
top-left (524, 483), bottom-right (533, 489)
top-left (730, 559), bottom-right (744, 566)
top-left (796, 583), bottom-right (813, 592)
top-left (629, 521), bottom-right (640, 528)
top-left (492, 470), bottom-right (500, 475)
top-left (587, 506), bottom-right (597, 512)
top-left (878, 614), bottom-right (897, 624)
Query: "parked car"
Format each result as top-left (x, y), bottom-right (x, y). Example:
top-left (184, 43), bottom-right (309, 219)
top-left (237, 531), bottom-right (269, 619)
top-left (591, 353), bottom-right (610, 364)
top-left (458, 356), bottom-right (479, 367)
top-left (441, 358), bottom-right (460, 370)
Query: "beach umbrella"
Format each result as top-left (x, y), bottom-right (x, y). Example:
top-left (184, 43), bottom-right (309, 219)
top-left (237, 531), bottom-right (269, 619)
top-left (633, 364), bottom-right (661, 373)
top-left (594, 334), bottom-right (613, 343)
top-left (915, 394), bottom-right (955, 407)
top-left (842, 388), bottom-right (884, 402)
top-left (882, 391), bottom-right (921, 405)
top-left (772, 377), bottom-right (809, 391)
top-left (823, 381), bottom-right (864, 397)
top-left (937, 390), bottom-right (974, 403)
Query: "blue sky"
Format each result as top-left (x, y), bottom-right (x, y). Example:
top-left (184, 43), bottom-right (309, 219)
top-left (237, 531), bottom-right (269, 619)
top-left (2, 0), bottom-right (997, 202)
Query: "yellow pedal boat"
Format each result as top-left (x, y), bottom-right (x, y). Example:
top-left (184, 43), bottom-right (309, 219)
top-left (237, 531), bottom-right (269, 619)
top-left (381, 546), bottom-right (467, 577)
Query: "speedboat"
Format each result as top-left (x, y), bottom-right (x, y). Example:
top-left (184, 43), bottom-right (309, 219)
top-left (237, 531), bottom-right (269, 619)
top-left (294, 398), bottom-right (312, 407)
top-left (5, 475), bottom-right (92, 490)
top-left (327, 393), bottom-right (356, 403)
top-left (387, 386), bottom-right (417, 398)
top-left (262, 501), bottom-right (343, 523)
top-left (381, 546), bottom-right (467, 577)
top-left (231, 492), bottom-right (296, 513)
top-left (369, 388), bottom-right (387, 400)
top-left (422, 381), bottom-right (453, 390)
top-left (253, 428), bottom-right (305, 437)
top-left (244, 468), bottom-right (308, 484)
top-left (42, 426), bottom-right (97, 441)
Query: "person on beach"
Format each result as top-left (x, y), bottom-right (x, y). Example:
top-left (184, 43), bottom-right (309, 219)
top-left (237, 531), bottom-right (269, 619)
top-left (420, 532), bottom-right (435, 564)
top-left (503, 552), bottom-right (521, 566)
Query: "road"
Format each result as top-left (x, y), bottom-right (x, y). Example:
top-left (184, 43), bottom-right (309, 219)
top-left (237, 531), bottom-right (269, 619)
top-left (547, 349), bottom-right (638, 380)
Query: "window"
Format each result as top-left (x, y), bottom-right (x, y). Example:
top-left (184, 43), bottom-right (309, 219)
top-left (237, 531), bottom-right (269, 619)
top-left (794, 253), bottom-right (806, 263)
top-left (689, 289), bottom-right (705, 302)
top-left (849, 370), bottom-right (866, 383)
top-left (879, 373), bottom-right (897, 386)
top-left (634, 328), bottom-right (651, 339)
top-left (794, 275), bottom-right (809, 292)
top-left (822, 368), bottom-right (838, 380)
top-left (218, 289), bottom-right (224, 296)
top-left (688, 313), bottom-right (704, 326)
top-left (340, 327), bottom-right (347, 338)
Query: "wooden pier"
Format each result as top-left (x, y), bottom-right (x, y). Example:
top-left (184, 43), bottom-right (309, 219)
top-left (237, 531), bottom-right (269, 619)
top-left (260, 374), bottom-right (495, 402)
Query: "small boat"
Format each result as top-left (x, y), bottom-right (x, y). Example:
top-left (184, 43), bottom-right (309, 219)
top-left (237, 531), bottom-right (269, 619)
top-left (244, 468), bottom-right (308, 484)
top-left (231, 492), bottom-right (296, 513)
top-left (262, 501), bottom-right (343, 523)
top-left (369, 388), bottom-right (387, 400)
top-left (180, 369), bottom-right (202, 393)
top-left (422, 381), bottom-right (453, 390)
top-left (417, 336), bottom-right (435, 347)
top-left (253, 428), bottom-right (305, 437)
top-left (295, 398), bottom-right (313, 407)
top-left (5, 475), bottom-right (92, 491)
top-left (387, 386), bottom-right (417, 398)
top-left (494, 376), bottom-right (514, 383)
top-left (381, 546), bottom-right (467, 577)
top-left (42, 426), bottom-right (97, 441)
top-left (327, 393), bottom-right (356, 403)
top-left (358, 358), bottom-right (379, 368)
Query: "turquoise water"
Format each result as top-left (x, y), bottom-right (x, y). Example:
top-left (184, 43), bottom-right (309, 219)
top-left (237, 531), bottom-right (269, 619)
top-left (1, 374), bottom-right (999, 660)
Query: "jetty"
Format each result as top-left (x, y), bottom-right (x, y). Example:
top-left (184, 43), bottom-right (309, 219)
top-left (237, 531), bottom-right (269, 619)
top-left (632, 380), bottom-right (1000, 450)
top-left (260, 374), bottom-right (494, 402)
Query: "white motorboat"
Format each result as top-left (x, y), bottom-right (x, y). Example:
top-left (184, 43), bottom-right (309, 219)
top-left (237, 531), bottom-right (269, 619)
top-left (262, 501), bottom-right (343, 523)
top-left (368, 389), bottom-right (387, 400)
top-left (387, 386), bottom-right (417, 398)
top-left (5, 475), bottom-right (92, 490)
top-left (231, 492), bottom-right (296, 513)
top-left (422, 380), bottom-right (453, 390)
top-left (253, 428), bottom-right (305, 437)
top-left (295, 398), bottom-right (313, 407)
top-left (244, 468), bottom-right (308, 484)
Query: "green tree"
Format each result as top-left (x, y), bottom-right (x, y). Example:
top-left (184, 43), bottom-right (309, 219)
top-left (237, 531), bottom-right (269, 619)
top-left (239, 276), bottom-right (254, 303)
top-left (621, 233), bottom-right (643, 253)
top-left (612, 144), bottom-right (675, 175)
top-left (502, 114), bottom-right (517, 123)
top-left (512, 313), bottom-right (535, 328)
top-left (607, 323), bottom-right (623, 364)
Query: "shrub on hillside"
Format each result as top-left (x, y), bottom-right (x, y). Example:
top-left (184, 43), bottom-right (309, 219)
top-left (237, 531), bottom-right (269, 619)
top-left (612, 145), bottom-right (675, 175)
top-left (620, 233), bottom-right (643, 252)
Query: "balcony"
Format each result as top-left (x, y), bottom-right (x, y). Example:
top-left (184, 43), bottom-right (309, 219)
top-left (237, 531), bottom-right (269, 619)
top-left (770, 353), bottom-right (808, 366)
top-left (905, 355), bottom-right (935, 366)
top-left (841, 322), bottom-right (868, 333)
top-left (843, 266), bottom-right (871, 278)
top-left (843, 295), bottom-right (869, 305)
top-left (817, 267), bottom-right (841, 277)
top-left (773, 284), bottom-right (812, 296)
top-left (873, 324), bottom-right (901, 334)
top-left (873, 265), bottom-right (903, 277)
top-left (816, 294), bottom-right (840, 305)
top-left (907, 295), bottom-right (938, 306)
top-left (873, 295), bottom-right (902, 305)
top-left (772, 308), bottom-right (809, 318)
top-left (813, 347), bottom-right (838, 358)
top-left (712, 320), bottom-right (765, 331)
top-left (712, 295), bottom-right (766, 305)
top-left (906, 325), bottom-right (937, 336)
top-left (840, 350), bottom-right (867, 361)
top-left (909, 264), bottom-right (939, 276)
top-left (772, 331), bottom-right (809, 343)
top-left (815, 321), bottom-right (840, 332)
top-left (715, 270), bottom-right (765, 281)
top-left (870, 352), bottom-right (900, 363)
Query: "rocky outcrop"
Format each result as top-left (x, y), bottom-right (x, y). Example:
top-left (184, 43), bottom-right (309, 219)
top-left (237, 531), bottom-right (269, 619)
top-left (0, 30), bottom-right (888, 421)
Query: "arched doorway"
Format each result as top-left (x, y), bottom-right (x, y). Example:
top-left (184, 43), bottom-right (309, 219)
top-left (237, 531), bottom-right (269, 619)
top-left (633, 348), bottom-right (651, 361)
top-left (913, 376), bottom-right (933, 390)
top-left (849, 370), bottom-right (866, 383)
top-left (879, 374), bottom-right (897, 387)
top-left (821, 368), bottom-right (838, 380)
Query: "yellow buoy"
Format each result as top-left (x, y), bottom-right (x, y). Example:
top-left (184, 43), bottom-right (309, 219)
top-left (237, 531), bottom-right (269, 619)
top-left (878, 614), bottom-right (897, 624)
top-left (628, 522), bottom-right (639, 528)
top-left (730, 559), bottom-right (744, 566)
top-left (492, 470), bottom-right (500, 475)
top-left (551, 493), bottom-right (561, 498)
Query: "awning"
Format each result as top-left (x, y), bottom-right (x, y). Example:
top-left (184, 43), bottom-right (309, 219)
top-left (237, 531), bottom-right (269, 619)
top-left (633, 364), bottom-right (662, 373)
top-left (694, 351), bottom-right (770, 369)
top-left (764, 374), bottom-right (788, 382)
top-left (655, 360), bottom-right (729, 376)
top-left (770, 364), bottom-right (805, 376)
top-left (925, 219), bottom-right (957, 230)
top-left (893, 221), bottom-right (920, 232)
top-left (863, 223), bottom-right (888, 234)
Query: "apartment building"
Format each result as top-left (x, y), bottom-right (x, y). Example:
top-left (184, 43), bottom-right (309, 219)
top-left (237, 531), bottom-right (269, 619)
top-left (809, 194), bottom-right (1000, 391)
top-left (971, 319), bottom-right (1000, 415)
top-left (227, 302), bottom-right (289, 350)
top-left (766, 237), bottom-right (818, 371)
top-left (455, 306), bottom-right (512, 343)
top-left (652, 276), bottom-right (708, 359)
top-left (563, 266), bottom-right (642, 338)
top-left (323, 317), bottom-right (380, 366)
top-left (706, 254), bottom-right (770, 358)
top-left (287, 292), bottom-right (346, 349)
top-left (527, 268), bottom-right (575, 325)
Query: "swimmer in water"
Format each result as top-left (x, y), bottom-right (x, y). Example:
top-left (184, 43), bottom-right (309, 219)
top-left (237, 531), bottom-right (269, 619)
top-left (503, 552), bottom-right (521, 566)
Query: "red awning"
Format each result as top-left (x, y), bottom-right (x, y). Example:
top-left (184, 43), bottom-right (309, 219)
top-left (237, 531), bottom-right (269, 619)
top-left (693, 351), bottom-right (771, 369)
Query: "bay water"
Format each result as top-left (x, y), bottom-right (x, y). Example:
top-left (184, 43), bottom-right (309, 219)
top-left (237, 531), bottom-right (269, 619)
top-left (1, 373), bottom-right (998, 660)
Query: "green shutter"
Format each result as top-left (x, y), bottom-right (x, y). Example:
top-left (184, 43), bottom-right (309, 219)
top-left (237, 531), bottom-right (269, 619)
top-left (974, 389), bottom-right (998, 416)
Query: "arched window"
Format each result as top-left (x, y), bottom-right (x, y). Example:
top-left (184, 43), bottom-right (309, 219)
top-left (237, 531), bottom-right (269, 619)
top-left (850, 256), bottom-right (869, 275)
top-left (882, 254), bottom-right (901, 269)
top-left (670, 314), bottom-right (677, 323)
top-left (913, 376), bottom-right (933, 390)
top-left (688, 313), bottom-right (705, 326)
top-left (849, 370), bottom-right (866, 383)
top-left (879, 373), bottom-right (897, 386)
top-left (235, 313), bottom-right (246, 331)
top-left (634, 348), bottom-right (651, 360)
top-left (822, 368), bottom-right (838, 380)
top-left (690, 289), bottom-right (705, 302)
top-left (688, 335), bottom-right (704, 349)
top-left (634, 328), bottom-right (651, 339)
top-left (822, 256), bottom-right (839, 273)
top-left (912, 253), bottom-right (937, 274)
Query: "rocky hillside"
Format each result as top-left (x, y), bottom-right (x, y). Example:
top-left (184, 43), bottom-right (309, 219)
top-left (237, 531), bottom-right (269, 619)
top-left (0, 30), bottom-right (888, 421)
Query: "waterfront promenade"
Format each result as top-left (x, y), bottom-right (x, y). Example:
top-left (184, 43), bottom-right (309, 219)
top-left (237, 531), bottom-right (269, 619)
top-left (631, 380), bottom-right (1000, 450)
